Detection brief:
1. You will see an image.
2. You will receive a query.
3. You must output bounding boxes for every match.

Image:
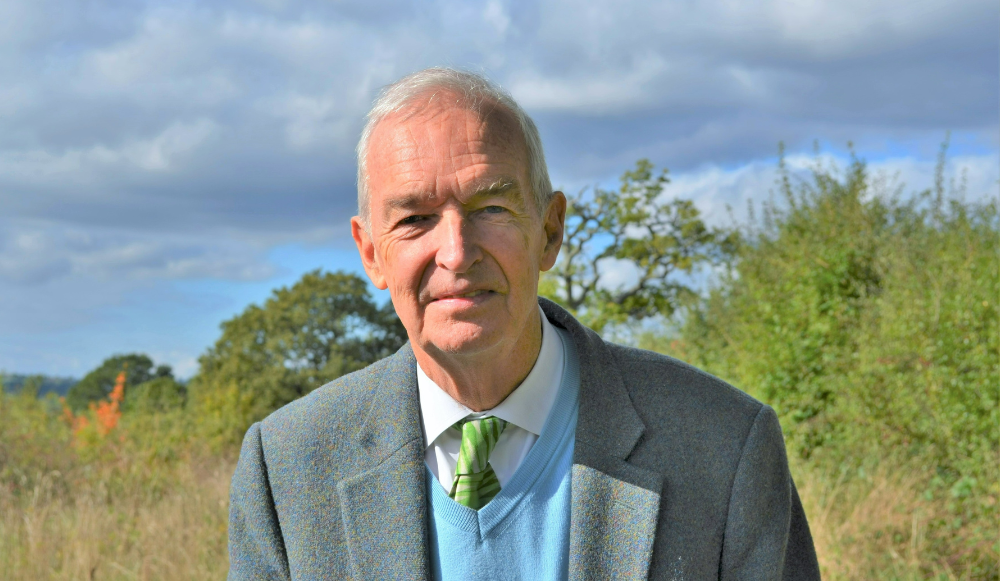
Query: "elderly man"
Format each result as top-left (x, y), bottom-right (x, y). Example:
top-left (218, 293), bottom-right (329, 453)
top-left (228, 68), bottom-right (820, 580)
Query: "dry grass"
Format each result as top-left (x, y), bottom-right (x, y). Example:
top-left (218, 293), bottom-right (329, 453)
top-left (0, 460), bottom-right (231, 581)
top-left (0, 408), bottom-right (1000, 581)
top-left (796, 461), bottom-right (999, 580)
top-left (2, 444), bottom-right (995, 579)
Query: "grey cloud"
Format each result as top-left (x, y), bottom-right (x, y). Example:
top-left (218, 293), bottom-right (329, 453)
top-left (0, 0), bottom-right (995, 288)
top-left (0, 221), bottom-right (276, 286)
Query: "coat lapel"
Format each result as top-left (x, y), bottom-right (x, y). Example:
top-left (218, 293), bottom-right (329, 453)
top-left (569, 461), bottom-right (661, 579)
top-left (336, 344), bottom-right (429, 581)
top-left (541, 299), bottom-right (664, 580)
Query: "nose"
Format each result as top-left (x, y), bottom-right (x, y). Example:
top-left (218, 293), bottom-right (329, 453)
top-left (434, 211), bottom-right (482, 273)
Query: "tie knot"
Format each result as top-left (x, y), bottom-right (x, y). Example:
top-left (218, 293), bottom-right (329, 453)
top-left (453, 416), bottom-right (507, 476)
top-left (449, 416), bottom-right (508, 509)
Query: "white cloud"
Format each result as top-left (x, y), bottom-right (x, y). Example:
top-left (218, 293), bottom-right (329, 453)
top-left (664, 152), bottom-right (1000, 228)
top-left (595, 257), bottom-right (641, 293)
top-left (273, 92), bottom-right (355, 150)
top-left (0, 118), bottom-right (218, 185)
top-left (129, 119), bottom-right (220, 171)
top-left (483, 0), bottom-right (511, 37)
top-left (510, 53), bottom-right (669, 113)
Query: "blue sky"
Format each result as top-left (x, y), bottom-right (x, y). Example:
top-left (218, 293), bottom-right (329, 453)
top-left (1, 0), bottom-right (997, 378)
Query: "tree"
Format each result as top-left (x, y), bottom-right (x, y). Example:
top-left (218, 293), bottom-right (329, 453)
top-left (189, 269), bottom-right (406, 444)
top-left (125, 377), bottom-right (187, 413)
top-left (66, 354), bottom-right (168, 410)
top-left (540, 159), bottom-right (736, 331)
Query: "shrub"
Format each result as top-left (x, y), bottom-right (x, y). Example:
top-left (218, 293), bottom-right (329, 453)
top-left (125, 376), bottom-right (187, 413)
top-left (656, 146), bottom-right (999, 577)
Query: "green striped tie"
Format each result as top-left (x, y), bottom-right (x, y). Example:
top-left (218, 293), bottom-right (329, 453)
top-left (449, 417), bottom-right (508, 510)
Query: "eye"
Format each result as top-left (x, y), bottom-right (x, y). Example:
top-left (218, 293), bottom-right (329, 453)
top-left (482, 205), bottom-right (507, 214)
top-left (398, 214), bottom-right (427, 226)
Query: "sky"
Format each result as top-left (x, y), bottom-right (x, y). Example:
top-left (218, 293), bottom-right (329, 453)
top-left (1, 0), bottom-right (997, 379)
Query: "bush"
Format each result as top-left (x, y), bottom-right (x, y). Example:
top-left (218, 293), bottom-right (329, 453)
top-left (125, 376), bottom-right (187, 413)
top-left (653, 146), bottom-right (999, 577)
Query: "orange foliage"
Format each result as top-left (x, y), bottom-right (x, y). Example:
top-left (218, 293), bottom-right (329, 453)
top-left (60, 397), bottom-right (90, 437)
top-left (92, 368), bottom-right (125, 435)
top-left (59, 364), bottom-right (126, 442)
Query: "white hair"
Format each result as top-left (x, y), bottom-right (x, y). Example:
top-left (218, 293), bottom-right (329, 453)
top-left (356, 67), bottom-right (553, 227)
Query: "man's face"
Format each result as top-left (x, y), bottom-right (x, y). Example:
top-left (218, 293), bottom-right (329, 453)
top-left (352, 100), bottom-right (564, 358)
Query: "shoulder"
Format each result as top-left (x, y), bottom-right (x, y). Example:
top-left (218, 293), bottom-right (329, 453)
top-left (542, 296), bottom-right (766, 448)
top-left (252, 353), bottom-right (404, 479)
top-left (605, 341), bottom-right (762, 419)
top-left (262, 355), bottom-right (392, 435)
top-left (602, 341), bottom-right (768, 466)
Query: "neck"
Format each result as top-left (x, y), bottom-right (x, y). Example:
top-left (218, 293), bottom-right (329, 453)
top-left (414, 308), bottom-right (543, 411)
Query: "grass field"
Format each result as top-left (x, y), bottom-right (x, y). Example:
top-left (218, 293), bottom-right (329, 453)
top-left (1, 402), bottom-right (995, 580)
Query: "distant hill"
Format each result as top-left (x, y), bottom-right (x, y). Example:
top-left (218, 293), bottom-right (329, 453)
top-left (1, 373), bottom-right (78, 397)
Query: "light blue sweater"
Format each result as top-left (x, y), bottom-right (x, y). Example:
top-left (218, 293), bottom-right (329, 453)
top-left (426, 328), bottom-right (580, 581)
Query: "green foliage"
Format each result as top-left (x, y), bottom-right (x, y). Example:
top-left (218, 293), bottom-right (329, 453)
top-left (541, 159), bottom-right (735, 331)
top-left (65, 353), bottom-right (171, 410)
top-left (2, 373), bottom-right (201, 502)
top-left (0, 390), bottom-right (76, 499)
top-left (189, 269), bottom-right (406, 445)
top-left (665, 144), bottom-right (998, 577)
top-left (679, 151), bottom-right (883, 438)
top-left (125, 376), bottom-right (187, 413)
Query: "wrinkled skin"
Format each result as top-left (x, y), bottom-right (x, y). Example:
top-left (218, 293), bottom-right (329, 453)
top-left (352, 98), bottom-right (566, 410)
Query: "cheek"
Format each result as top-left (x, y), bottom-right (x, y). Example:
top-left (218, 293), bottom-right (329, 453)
top-left (487, 227), bottom-right (544, 284)
top-left (380, 239), bottom-right (432, 296)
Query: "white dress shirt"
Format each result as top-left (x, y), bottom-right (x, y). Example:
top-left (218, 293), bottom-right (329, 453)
top-left (418, 308), bottom-right (565, 491)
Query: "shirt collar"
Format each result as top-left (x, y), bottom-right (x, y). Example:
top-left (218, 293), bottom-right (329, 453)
top-left (417, 306), bottom-right (565, 448)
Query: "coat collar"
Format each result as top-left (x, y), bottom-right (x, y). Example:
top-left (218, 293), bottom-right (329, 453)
top-left (349, 298), bottom-right (649, 466)
top-left (540, 298), bottom-right (664, 580)
top-left (539, 298), bottom-right (646, 462)
top-left (352, 341), bottom-right (424, 461)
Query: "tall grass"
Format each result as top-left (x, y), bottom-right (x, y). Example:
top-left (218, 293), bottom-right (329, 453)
top-left (0, 391), bottom-right (230, 580)
top-left (0, 459), bottom-right (231, 580)
top-left (4, 379), bottom-right (996, 580)
top-left (795, 460), bottom-right (996, 580)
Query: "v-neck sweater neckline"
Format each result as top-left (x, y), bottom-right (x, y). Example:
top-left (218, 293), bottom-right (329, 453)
top-left (425, 326), bottom-right (580, 540)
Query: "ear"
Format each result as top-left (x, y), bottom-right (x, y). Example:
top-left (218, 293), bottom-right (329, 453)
top-left (351, 216), bottom-right (388, 290)
top-left (539, 191), bottom-right (566, 271)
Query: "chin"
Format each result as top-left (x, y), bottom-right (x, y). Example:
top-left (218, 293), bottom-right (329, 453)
top-left (424, 319), bottom-right (506, 356)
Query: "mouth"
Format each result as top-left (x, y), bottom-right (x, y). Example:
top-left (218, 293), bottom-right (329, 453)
top-left (432, 289), bottom-right (495, 301)
top-left (440, 289), bottom-right (491, 299)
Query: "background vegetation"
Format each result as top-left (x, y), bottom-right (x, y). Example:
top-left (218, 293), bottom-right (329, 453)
top-left (638, 147), bottom-right (999, 578)
top-left (1, 145), bottom-right (996, 579)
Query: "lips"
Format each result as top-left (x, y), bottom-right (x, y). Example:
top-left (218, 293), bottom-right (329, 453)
top-left (432, 289), bottom-right (494, 301)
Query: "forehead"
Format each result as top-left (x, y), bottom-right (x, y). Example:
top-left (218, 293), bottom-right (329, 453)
top-left (365, 100), bottom-right (528, 194)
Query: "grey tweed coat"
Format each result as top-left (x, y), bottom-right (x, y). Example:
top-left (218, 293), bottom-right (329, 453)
top-left (228, 298), bottom-right (821, 580)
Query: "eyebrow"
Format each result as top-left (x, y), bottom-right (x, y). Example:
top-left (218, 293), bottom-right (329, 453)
top-left (384, 176), bottom-right (522, 213)
top-left (471, 177), bottom-right (519, 199)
